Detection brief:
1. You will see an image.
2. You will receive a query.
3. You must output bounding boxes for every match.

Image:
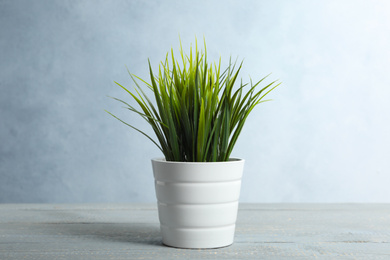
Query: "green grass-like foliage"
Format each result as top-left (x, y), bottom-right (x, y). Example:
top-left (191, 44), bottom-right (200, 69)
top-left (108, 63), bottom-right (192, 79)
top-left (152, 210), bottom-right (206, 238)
top-left (107, 40), bottom-right (280, 162)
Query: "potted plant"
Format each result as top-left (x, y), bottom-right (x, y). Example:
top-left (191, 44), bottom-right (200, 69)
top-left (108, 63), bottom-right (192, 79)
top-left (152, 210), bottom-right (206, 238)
top-left (107, 39), bottom-right (280, 249)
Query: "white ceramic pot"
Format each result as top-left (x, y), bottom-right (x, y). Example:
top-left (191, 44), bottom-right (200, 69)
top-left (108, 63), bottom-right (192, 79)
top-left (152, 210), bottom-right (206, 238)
top-left (151, 158), bottom-right (244, 249)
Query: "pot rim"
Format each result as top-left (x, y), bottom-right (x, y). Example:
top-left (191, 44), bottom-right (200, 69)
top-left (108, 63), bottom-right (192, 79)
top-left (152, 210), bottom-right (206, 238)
top-left (152, 158), bottom-right (244, 165)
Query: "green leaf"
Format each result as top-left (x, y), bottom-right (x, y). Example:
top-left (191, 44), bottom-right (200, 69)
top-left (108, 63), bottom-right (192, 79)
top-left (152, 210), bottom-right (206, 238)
top-left (107, 38), bottom-right (280, 162)
top-left (105, 110), bottom-right (163, 153)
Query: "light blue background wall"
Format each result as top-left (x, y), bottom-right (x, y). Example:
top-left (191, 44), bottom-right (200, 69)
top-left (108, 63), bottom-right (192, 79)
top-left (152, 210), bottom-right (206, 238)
top-left (1, 0), bottom-right (389, 203)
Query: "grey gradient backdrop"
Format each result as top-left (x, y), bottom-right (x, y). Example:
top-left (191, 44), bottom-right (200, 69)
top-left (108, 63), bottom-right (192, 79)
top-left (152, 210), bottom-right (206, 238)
top-left (1, 0), bottom-right (390, 203)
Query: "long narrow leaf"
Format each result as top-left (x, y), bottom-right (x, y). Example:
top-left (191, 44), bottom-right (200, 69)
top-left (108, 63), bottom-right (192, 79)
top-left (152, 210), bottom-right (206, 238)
top-left (107, 38), bottom-right (280, 162)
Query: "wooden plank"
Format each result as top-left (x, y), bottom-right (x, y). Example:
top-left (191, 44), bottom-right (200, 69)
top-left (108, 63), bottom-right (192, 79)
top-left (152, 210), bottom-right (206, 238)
top-left (0, 204), bottom-right (389, 259)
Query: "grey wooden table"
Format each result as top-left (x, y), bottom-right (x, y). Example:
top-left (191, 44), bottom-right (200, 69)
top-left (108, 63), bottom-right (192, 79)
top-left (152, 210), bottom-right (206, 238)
top-left (0, 204), bottom-right (389, 259)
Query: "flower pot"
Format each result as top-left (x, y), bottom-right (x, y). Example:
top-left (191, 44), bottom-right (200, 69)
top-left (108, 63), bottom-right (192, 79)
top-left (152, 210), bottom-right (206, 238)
top-left (151, 158), bottom-right (244, 249)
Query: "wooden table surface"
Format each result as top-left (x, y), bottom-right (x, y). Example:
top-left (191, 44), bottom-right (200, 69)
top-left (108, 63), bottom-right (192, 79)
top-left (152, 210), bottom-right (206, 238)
top-left (0, 204), bottom-right (389, 259)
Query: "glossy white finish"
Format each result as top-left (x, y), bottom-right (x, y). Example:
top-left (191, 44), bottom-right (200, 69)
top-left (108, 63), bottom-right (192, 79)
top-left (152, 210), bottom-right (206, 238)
top-left (152, 158), bottom-right (244, 249)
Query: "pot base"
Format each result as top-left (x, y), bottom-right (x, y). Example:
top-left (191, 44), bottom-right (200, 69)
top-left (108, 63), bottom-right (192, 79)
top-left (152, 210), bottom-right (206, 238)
top-left (160, 224), bottom-right (235, 249)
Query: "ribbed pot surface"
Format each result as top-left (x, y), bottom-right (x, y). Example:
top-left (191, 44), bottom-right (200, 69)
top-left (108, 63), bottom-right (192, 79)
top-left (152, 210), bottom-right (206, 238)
top-left (152, 158), bottom-right (244, 249)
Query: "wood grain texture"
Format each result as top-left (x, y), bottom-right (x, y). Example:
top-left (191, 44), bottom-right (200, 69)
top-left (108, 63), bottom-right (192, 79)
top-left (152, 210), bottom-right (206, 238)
top-left (0, 204), bottom-right (389, 259)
